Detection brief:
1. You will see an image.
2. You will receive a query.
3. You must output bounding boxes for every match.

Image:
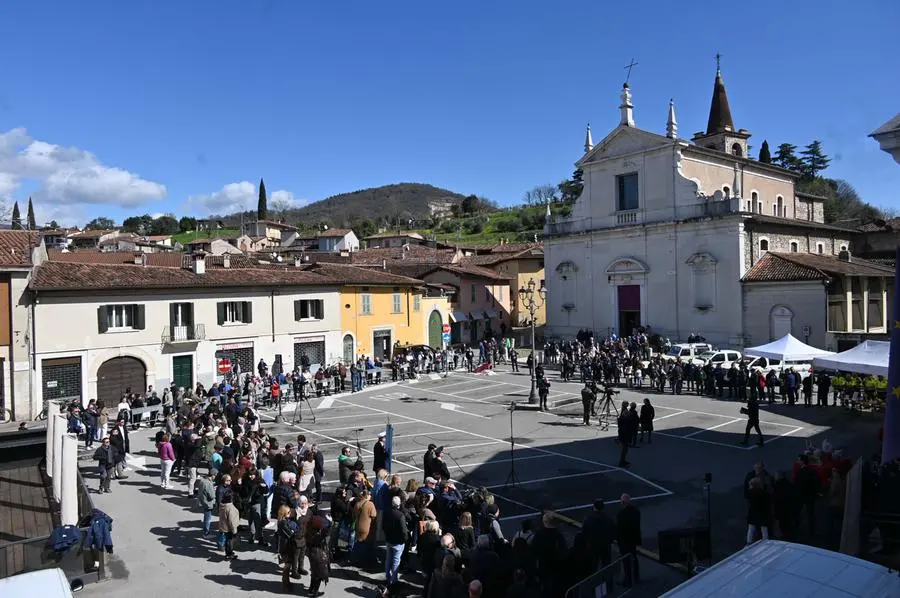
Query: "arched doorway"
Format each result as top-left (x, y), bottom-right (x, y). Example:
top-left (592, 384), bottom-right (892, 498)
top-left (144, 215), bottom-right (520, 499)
top-left (771, 306), bottom-right (793, 340)
top-left (342, 334), bottom-right (354, 364)
top-left (428, 311), bottom-right (443, 348)
top-left (97, 356), bottom-right (146, 404)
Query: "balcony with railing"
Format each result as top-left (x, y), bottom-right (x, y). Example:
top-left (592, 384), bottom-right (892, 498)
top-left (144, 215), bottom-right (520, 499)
top-left (161, 323), bottom-right (206, 344)
top-left (544, 197), bottom-right (741, 237)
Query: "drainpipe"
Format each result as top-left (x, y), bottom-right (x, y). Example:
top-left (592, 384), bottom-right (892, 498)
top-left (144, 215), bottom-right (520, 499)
top-left (29, 289), bottom-right (37, 419)
top-left (270, 290), bottom-right (275, 343)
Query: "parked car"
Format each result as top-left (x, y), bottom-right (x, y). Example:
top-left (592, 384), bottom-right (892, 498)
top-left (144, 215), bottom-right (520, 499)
top-left (746, 356), bottom-right (813, 379)
top-left (695, 350), bottom-right (743, 368)
top-left (0, 568), bottom-right (83, 597)
top-left (665, 343), bottom-right (712, 363)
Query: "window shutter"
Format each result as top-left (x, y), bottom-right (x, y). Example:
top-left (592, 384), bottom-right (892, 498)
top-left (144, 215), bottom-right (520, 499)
top-left (134, 305), bottom-right (146, 330)
top-left (294, 300), bottom-right (301, 321)
top-left (316, 300), bottom-right (324, 319)
top-left (97, 306), bottom-right (108, 333)
top-left (169, 303), bottom-right (177, 327)
top-left (217, 302), bottom-right (225, 326)
top-left (243, 301), bottom-right (253, 323)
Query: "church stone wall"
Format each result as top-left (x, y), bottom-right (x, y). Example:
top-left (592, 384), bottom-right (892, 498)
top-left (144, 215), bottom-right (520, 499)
top-left (743, 230), bottom-right (854, 271)
top-left (742, 281), bottom-right (827, 349)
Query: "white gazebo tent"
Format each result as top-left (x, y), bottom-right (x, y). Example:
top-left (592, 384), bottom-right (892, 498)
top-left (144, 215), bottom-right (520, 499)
top-left (744, 334), bottom-right (835, 361)
top-left (812, 340), bottom-right (890, 376)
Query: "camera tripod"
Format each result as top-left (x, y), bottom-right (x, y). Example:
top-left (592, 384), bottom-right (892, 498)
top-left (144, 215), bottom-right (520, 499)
top-left (291, 382), bottom-right (317, 424)
top-left (504, 401), bottom-right (520, 488)
top-left (595, 390), bottom-right (620, 431)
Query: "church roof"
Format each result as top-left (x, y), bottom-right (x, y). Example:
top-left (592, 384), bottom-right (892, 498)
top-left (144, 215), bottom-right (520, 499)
top-left (742, 251), bottom-right (893, 283)
top-left (706, 68), bottom-right (735, 135)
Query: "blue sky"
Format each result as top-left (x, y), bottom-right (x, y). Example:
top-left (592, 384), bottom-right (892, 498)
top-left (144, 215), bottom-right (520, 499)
top-left (0, 0), bottom-right (897, 226)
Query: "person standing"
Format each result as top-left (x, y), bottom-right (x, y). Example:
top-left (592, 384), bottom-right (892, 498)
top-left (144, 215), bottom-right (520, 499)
top-left (382, 495), bottom-right (409, 595)
top-left (802, 373), bottom-right (814, 407)
top-left (373, 431), bottom-right (390, 474)
top-left (616, 494), bottom-right (642, 587)
top-left (581, 382), bottom-right (595, 426)
top-left (816, 372), bottom-right (831, 407)
top-left (740, 396), bottom-right (764, 447)
top-left (617, 401), bottom-right (632, 467)
top-left (157, 433), bottom-right (175, 489)
top-left (196, 471), bottom-right (217, 536)
top-left (93, 437), bottom-right (119, 494)
top-left (219, 489), bottom-right (240, 560)
top-left (628, 403), bottom-right (640, 448)
top-left (538, 376), bottom-right (551, 411)
top-left (746, 477), bottom-right (772, 544)
top-left (639, 399), bottom-right (655, 444)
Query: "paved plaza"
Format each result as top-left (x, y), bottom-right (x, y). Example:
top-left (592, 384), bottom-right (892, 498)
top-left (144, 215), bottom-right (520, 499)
top-left (79, 364), bottom-right (882, 597)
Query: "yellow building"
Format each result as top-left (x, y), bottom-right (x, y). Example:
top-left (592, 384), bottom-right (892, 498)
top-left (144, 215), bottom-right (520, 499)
top-left (465, 244), bottom-right (546, 328)
top-left (311, 264), bottom-right (452, 362)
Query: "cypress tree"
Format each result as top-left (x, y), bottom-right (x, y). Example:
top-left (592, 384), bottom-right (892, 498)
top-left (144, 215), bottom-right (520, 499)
top-left (758, 140), bottom-right (772, 164)
top-left (11, 201), bottom-right (21, 230)
top-left (257, 178), bottom-right (268, 220)
top-left (26, 197), bottom-right (36, 229)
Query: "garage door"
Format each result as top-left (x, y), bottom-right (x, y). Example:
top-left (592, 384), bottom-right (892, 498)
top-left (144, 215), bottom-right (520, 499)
top-left (42, 357), bottom-right (82, 403)
top-left (295, 340), bottom-right (326, 371)
top-left (97, 357), bottom-right (147, 404)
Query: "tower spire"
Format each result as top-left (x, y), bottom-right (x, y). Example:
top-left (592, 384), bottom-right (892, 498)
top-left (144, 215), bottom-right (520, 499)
top-left (584, 123), bottom-right (594, 153)
top-left (666, 99), bottom-right (678, 139)
top-left (619, 84), bottom-right (635, 127)
top-left (706, 55), bottom-right (734, 135)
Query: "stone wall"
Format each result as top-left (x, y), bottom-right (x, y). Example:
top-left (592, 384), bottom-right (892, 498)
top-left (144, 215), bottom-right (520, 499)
top-left (743, 228), bottom-right (854, 271)
top-left (742, 281), bottom-right (827, 348)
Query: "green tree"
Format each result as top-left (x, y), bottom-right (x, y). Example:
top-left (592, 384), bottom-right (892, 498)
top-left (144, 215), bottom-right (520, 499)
top-left (10, 202), bottom-right (21, 229)
top-left (151, 215), bottom-right (180, 235)
top-left (178, 216), bottom-right (198, 232)
top-left (45, 220), bottom-right (60, 230)
top-left (800, 140), bottom-right (831, 179)
top-left (558, 168), bottom-right (584, 202)
top-left (122, 214), bottom-right (152, 234)
top-left (257, 178), bottom-right (268, 220)
top-left (773, 143), bottom-right (803, 172)
top-left (758, 140), bottom-right (772, 164)
top-left (85, 216), bottom-right (115, 230)
top-left (461, 194), bottom-right (480, 214)
top-left (26, 197), bottom-right (36, 229)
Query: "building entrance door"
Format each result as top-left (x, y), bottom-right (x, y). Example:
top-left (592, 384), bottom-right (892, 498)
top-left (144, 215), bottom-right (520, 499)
top-left (373, 330), bottom-right (392, 360)
top-left (172, 355), bottom-right (193, 390)
top-left (617, 285), bottom-right (641, 336)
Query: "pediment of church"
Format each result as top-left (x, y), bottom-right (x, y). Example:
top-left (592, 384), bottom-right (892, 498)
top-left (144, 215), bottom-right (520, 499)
top-left (579, 126), bottom-right (672, 166)
top-left (605, 257), bottom-right (649, 275)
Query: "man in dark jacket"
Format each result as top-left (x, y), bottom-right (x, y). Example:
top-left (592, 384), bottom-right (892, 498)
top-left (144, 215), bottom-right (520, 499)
top-left (616, 494), bottom-right (642, 587)
top-left (740, 396), bottom-right (764, 447)
top-left (93, 438), bottom-right (120, 493)
top-left (794, 454), bottom-right (821, 540)
top-left (312, 444), bottom-right (325, 502)
top-left (382, 495), bottom-right (409, 594)
top-left (373, 431), bottom-right (390, 473)
top-left (617, 401), bottom-right (631, 467)
top-left (582, 499), bottom-right (615, 571)
top-left (531, 513), bottom-right (568, 596)
top-left (422, 444), bottom-right (437, 483)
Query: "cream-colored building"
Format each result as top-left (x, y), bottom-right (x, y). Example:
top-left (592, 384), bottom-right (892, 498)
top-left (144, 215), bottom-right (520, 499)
top-left (29, 254), bottom-right (343, 407)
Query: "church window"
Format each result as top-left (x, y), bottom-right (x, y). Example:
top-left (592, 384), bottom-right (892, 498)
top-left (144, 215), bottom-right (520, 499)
top-left (731, 143), bottom-right (743, 157)
top-left (722, 186), bottom-right (730, 198)
top-left (817, 243), bottom-right (824, 254)
top-left (790, 241), bottom-right (799, 253)
top-left (616, 173), bottom-right (639, 211)
top-left (840, 245), bottom-right (847, 252)
top-left (751, 192), bottom-right (759, 213)
top-left (776, 196), bottom-right (784, 217)
top-left (759, 239), bottom-right (769, 254)
top-left (772, 204), bottom-right (777, 216)
top-left (746, 200), bottom-right (751, 212)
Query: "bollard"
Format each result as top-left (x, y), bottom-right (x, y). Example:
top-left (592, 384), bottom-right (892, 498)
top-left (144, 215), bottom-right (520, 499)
top-left (51, 414), bottom-right (66, 502)
top-left (61, 433), bottom-right (78, 526)
top-left (46, 412), bottom-right (56, 475)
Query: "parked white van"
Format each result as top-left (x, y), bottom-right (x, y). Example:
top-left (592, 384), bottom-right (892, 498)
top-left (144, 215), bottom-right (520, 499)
top-left (746, 356), bottom-right (813, 379)
top-left (661, 540), bottom-right (900, 597)
top-left (665, 343), bottom-right (712, 363)
top-left (0, 568), bottom-right (83, 597)
top-left (694, 350), bottom-right (742, 368)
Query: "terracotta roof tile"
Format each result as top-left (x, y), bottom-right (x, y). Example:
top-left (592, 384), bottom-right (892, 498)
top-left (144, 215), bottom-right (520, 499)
top-left (68, 229), bottom-right (116, 239)
top-left (0, 231), bottom-right (41, 267)
top-left (317, 228), bottom-right (354, 238)
top-left (306, 263), bottom-right (424, 286)
top-left (742, 251), bottom-right (894, 282)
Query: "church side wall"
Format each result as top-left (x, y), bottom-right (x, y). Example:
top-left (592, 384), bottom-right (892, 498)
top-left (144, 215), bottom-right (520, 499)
top-left (681, 157), bottom-right (795, 218)
top-left (742, 229), bottom-right (854, 271)
top-left (742, 281), bottom-right (827, 349)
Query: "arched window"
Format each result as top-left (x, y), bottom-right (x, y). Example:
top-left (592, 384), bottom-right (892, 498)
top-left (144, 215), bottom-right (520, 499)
top-left (759, 239), bottom-right (769, 253)
top-left (732, 143), bottom-right (743, 157)
top-left (817, 243), bottom-right (824, 254)
top-left (723, 185), bottom-right (730, 198)
top-left (772, 204), bottom-right (777, 216)
top-left (751, 191), bottom-right (759, 213)
top-left (776, 196), bottom-right (784, 218)
top-left (342, 334), bottom-right (354, 364)
top-left (840, 245), bottom-right (848, 252)
top-left (790, 241), bottom-right (799, 253)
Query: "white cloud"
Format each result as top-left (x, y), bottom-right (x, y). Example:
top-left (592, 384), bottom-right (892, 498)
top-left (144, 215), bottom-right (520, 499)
top-left (0, 127), bottom-right (167, 213)
top-left (185, 182), bottom-right (307, 217)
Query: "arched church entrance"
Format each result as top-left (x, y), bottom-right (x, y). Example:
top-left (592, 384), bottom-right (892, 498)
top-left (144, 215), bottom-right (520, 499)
top-left (97, 357), bottom-right (147, 404)
top-left (428, 311), bottom-right (443, 348)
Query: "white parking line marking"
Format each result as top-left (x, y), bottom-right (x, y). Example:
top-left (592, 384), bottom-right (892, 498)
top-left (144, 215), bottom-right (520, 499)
top-left (683, 418), bottom-right (743, 438)
top-left (652, 404), bottom-right (803, 428)
top-left (333, 398), bottom-right (674, 498)
top-left (318, 398), bottom-right (334, 409)
top-left (440, 403), bottom-right (489, 419)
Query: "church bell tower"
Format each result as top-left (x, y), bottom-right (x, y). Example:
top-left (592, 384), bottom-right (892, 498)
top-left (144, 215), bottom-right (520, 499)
top-left (691, 55), bottom-right (751, 158)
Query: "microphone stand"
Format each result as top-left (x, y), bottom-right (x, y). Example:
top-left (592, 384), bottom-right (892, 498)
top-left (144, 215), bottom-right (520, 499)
top-left (504, 401), bottom-right (520, 488)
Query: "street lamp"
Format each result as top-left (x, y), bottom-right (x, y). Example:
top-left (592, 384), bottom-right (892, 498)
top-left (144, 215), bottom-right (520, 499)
top-left (518, 278), bottom-right (547, 405)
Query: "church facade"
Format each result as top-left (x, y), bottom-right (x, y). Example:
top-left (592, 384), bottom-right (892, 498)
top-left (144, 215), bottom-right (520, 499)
top-left (544, 67), bottom-right (854, 348)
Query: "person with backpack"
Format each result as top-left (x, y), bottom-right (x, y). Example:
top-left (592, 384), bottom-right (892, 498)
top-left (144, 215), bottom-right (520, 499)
top-left (276, 505), bottom-right (301, 591)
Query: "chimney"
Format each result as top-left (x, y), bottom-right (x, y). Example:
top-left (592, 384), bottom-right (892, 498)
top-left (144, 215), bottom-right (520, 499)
top-left (192, 253), bottom-right (206, 275)
top-left (838, 250), bottom-right (851, 262)
top-left (140, 253), bottom-right (148, 267)
top-left (133, 253), bottom-right (142, 265)
top-left (223, 254), bottom-right (230, 269)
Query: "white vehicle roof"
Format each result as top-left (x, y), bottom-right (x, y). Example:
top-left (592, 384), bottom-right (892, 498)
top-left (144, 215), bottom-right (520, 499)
top-left (0, 569), bottom-right (74, 597)
top-left (660, 540), bottom-right (900, 597)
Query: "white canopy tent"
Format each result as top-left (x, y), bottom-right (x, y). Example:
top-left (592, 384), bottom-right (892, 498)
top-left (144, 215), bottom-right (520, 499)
top-left (812, 340), bottom-right (890, 377)
top-left (744, 334), bottom-right (835, 361)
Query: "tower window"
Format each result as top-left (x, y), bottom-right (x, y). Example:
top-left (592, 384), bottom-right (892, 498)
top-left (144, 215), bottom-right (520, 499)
top-left (731, 143), bottom-right (743, 157)
top-left (817, 243), bottom-right (824, 254)
top-left (776, 196), bottom-right (784, 217)
top-left (790, 241), bottom-right (799, 253)
top-left (759, 239), bottom-right (769, 253)
top-left (723, 186), bottom-right (730, 198)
